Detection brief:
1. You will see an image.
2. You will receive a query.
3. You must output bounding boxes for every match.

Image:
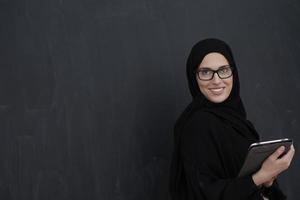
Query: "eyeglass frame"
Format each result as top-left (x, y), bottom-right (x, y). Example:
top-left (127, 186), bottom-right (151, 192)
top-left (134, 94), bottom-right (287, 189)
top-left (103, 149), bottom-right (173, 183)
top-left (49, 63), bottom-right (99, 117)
top-left (195, 65), bottom-right (234, 81)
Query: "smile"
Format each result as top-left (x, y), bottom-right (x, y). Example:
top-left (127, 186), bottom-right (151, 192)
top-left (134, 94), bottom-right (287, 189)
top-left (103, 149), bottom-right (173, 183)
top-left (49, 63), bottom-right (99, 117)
top-left (209, 87), bottom-right (225, 94)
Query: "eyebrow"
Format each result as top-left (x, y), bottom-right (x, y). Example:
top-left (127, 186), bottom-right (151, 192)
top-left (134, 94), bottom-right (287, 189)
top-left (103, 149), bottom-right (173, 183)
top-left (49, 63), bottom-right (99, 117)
top-left (198, 65), bottom-right (229, 70)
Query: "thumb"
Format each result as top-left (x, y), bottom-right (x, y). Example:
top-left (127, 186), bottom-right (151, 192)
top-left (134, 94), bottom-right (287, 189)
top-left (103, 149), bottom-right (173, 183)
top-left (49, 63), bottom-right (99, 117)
top-left (270, 146), bottom-right (285, 160)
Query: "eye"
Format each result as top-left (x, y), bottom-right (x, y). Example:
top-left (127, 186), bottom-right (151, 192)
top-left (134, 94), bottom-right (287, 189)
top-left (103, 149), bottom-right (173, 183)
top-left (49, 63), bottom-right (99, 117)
top-left (219, 67), bottom-right (230, 74)
top-left (199, 69), bottom-right (212, 75)
top-left (219, 68), bottom-right (228, 73)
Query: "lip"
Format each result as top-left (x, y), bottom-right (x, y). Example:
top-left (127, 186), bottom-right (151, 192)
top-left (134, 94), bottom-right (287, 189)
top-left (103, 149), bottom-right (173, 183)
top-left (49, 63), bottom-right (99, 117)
top-left (208, 87), bottom-right (225, 90)
top-left (208, 87), bottom-right (225, 95)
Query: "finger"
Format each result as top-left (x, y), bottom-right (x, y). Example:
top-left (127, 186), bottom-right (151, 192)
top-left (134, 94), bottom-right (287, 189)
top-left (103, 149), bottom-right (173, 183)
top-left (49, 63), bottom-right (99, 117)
top-left (270, 146), bottom-right (286, 160)
top-left (291, 144), bottom-right (295, 151)
top-left (280, 145), bottom-right (295, 161)
top-left (277, 148), bottom-right (295, 171)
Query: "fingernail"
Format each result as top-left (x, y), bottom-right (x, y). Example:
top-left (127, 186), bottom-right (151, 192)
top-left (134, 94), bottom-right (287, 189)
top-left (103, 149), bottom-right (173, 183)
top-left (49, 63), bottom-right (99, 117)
top-left (280, 146), bottom-right (285, 151)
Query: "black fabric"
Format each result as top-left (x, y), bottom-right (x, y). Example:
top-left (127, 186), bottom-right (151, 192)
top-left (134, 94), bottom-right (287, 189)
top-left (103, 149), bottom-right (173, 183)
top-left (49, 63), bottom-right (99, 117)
top-left (169, 38), bottom-right (286, 200)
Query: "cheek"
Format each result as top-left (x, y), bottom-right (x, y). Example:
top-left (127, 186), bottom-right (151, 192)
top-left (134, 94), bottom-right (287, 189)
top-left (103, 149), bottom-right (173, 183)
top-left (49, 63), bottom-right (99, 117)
top-left (196, 79), bottom-right (209, 94)
top-left (225, 77), bottom-right (233, 94)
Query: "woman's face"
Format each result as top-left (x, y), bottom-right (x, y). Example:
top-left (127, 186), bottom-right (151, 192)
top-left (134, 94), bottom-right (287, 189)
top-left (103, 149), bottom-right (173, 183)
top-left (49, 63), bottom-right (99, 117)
top-left (196, 52), bottom-right (233, 103)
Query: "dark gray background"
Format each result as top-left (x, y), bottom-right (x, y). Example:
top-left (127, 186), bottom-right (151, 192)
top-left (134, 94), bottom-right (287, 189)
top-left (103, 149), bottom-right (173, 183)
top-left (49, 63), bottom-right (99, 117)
top-left (0, 0), bottom-right (299, 199)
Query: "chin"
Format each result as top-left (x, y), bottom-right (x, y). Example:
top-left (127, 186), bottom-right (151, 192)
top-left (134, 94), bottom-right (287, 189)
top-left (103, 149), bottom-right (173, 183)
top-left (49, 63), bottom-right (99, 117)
top-left (207, 94), bottom-right (229, 103)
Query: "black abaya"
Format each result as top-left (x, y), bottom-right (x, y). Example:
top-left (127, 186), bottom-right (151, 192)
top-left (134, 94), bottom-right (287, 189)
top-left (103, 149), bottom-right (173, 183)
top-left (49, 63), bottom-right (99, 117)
top-left (169, 38), bottom-right (287, 200)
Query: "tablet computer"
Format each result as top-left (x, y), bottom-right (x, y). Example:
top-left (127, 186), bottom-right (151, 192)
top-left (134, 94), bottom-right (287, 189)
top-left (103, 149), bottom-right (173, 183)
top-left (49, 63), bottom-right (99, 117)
top-left (238, 138), bottom-right (293, 177)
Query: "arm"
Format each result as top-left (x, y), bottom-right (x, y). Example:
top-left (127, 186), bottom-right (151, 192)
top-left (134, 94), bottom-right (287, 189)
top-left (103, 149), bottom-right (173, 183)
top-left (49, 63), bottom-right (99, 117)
top-left (261, 180), bottom-right (286, 200)
top-left (252, 145), bottom-right (295, 200)
top-left (252, 145), bottom-right (295, 186)
top-left (180, 111), bottom-right (262, 199)
top-left (182, 160), bottom-right (261, 200)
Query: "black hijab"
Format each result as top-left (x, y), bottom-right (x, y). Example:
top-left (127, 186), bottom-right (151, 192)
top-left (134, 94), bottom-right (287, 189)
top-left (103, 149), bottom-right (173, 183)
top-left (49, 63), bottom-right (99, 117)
top-left (186, 38), bottom-right (246, 117)
top-left (169, 38), bottom-right (261, 199)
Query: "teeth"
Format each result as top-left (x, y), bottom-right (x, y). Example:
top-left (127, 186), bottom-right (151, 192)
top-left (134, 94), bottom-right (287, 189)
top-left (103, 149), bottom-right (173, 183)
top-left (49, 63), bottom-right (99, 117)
top-left (210, 88), bottom-right (223, 92)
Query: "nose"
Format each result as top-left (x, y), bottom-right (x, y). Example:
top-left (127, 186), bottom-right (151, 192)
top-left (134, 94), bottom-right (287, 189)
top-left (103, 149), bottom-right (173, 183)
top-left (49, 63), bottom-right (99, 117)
top-left (211, 72), bottom-right (221, 84)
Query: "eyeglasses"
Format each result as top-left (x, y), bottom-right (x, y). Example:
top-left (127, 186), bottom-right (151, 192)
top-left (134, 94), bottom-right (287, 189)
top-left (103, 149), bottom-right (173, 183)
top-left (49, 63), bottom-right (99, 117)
top-left (195, 65), bottom-right (233, 81)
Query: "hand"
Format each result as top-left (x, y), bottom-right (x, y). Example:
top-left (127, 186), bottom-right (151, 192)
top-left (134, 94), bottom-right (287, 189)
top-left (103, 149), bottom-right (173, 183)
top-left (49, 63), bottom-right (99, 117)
top-left (263, 176), bottom-right (276, 187)
top-left (252, 144), bottom-right (295, 186)
top-left (263, 180), bottom-right (273, 187)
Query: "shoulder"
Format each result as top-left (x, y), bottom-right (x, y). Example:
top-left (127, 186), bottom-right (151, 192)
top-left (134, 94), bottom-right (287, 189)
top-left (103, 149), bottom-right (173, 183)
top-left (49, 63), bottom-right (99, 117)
top-left (183, 109), bottom-right (218, 131)
top-left (180, 110), bottom-right (218, 143)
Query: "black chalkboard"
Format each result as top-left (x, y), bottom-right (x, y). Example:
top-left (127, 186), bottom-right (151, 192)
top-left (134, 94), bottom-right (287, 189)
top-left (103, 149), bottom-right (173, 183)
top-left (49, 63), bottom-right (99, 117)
top-left (0, 0), bottom-right (299, 199)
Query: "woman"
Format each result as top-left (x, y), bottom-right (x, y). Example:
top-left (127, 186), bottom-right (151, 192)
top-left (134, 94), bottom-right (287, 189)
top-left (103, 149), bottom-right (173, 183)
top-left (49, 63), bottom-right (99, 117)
top-left (169, 38), bottom-right (295, 200)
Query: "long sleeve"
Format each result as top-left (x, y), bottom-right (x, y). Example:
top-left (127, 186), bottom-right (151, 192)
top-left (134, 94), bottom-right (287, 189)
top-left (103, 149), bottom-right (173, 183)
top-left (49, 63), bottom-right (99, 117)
top-left (182, 160), bottom-right (262, 200)
top-left (262, 180), bottom-right (286, 200)
top-left (180, 111), bottom-right (262, 200)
